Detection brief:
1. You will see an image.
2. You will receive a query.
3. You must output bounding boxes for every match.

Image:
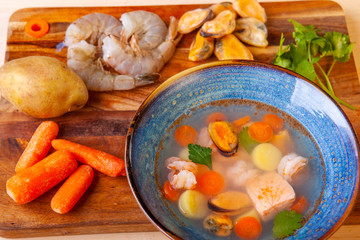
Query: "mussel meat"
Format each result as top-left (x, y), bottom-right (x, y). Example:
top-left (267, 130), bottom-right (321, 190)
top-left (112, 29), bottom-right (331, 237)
top-left (178, 8), bottom-right (214, 34)
top-left (234, 17), bottom-right (268, 47)
top-left (188, 30), bottom-right (214, 61)
top-left (200, 10), bottom-right (236, 38)
top-left (208, 120), bottom-right (238, 154)
top-left (214, 34), bottom-right (253, 60)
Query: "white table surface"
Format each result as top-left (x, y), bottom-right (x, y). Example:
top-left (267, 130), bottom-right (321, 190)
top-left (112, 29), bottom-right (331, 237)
top-left (0, 0), bottom-right (359, 239)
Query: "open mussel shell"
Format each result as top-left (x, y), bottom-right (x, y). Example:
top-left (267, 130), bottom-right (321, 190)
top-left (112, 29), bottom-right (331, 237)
top-left (234, 17), bottom-right (268, 47)
top-left (214, 34), bottom-right (254, 61)
top-left (188, 30), bottom-right (214, 61)
top-left (208, 121), bottom-right (239, 155)
top-left (208, 191), bottom-right (252, 215)
top-left (178, 8), bottom-right (214, 34)
top-left (203, 214), bottom-right (233, 237)
top-left (200, 10), bottom-right (236, 38)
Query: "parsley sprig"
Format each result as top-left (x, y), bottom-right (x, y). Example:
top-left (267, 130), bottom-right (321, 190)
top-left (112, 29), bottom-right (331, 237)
top-left (188, 143), bottom-right (212, 169)
top-left (274, 19), bottom-right (356, 110)
top-left (273, 210), bottom-right (303, 239)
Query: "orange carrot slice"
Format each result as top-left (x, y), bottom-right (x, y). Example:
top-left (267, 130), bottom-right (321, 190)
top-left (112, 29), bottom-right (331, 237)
top-left (51, 165), bottom-right (94, 214)
top-left (232, 115), bottom-right (251, 128)
top-left (174, 125), bottom-right (198, 147)
top-left (6, 150), bottom-right (77, 204)
top-left (51, 139), bottom-right (126, 177)
top-left (291, 196), bottom-right (309, 214)
top-left (15, 121), bottom-right (59, 172)
top-left (235, 216), bottom-right (262, 240)
top-left (197, 170), bottom-right (224, 195)
top-left (248, 121), bottom-right (273, 143)
top-left (206, 112), bottom-right (227, 125)
top-left (24, 18), bottom-right (49, 38)
top-left (162, 180), bottom-right (181, 202)
top-left (261, 113), bottom-right (284, 133)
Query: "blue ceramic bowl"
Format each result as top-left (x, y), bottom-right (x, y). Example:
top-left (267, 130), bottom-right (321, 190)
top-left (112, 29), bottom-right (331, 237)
top-left (125, 60), bottom-right (359, 239)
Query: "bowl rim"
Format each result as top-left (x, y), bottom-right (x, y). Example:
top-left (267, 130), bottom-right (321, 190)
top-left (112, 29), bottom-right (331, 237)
top-left (125, 60), bottom-right (360, 240)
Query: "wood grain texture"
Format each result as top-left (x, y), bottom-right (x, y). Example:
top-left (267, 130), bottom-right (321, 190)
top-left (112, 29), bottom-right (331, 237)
top-left (0, 1), bottom-right (359, 238)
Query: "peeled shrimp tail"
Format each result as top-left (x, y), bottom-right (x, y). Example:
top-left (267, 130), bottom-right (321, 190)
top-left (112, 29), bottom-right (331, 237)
top-left (67, 40), bottom-right (157, 91)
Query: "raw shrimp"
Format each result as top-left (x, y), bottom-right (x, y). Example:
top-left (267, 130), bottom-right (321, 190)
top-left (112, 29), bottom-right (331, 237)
top-left (67, 40), bottom-right (158, 91)
top-left (102, 12), bottom-right (182, 76)
top-left (64, 12), bottom-right (123, 47)
top-left (64, 12), bottom-right (161, 91)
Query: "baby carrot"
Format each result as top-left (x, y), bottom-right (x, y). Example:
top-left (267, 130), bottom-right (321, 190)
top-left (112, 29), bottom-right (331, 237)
top-left (24, 18), bottom-right (49, 38)
top-left (248, 121), bottom-right (274, 143)
top-left (235, 216), bottom-right (262, 240)
top-left (51, 139), bottom-right (126, 177)
top-left (197, 170), bottom-right (224, 195)
top-left (51, 165), bottom-right (94, 214)
top-left (206, 112), bottom-right (227, 125)
top-left (6, 150), bottom-right (77, 204)
top-left (162, 180), bottom-right (181, 202)
top-left (15, 121), bottom-right (59, 172)
top-left (232, 115), bottom-right (251, 128)
top-left (261, 113), bottom-right (284, 133)
top-left (174, 125), bottom-right (198, 147)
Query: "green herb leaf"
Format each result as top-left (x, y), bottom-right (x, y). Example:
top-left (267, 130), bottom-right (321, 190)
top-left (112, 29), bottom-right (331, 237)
top-left (273, 19), bottom-right (356, 110)
top-left (188, 143), bottom-right (212, 169)
top-left (273, 210), bottom-right (303, 239)
top-left (238, 127), bottom-right (258, 153)
top-left (323, 31), bottom-right (354, 62)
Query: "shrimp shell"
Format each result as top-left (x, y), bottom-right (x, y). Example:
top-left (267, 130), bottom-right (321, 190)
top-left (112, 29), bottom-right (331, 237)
top-left (64, 12), bottom-right (123, 47)
top-left (67, 40), bottom-right (158, 91)
top-left (120, 10), bottom-right (167, 50)
top-left (102, 15), bottom-right (182, 76)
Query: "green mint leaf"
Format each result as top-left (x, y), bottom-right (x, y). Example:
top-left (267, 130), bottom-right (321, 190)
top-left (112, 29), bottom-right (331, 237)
top-left (238, 127), bottom-right (258, 153)
top-left (188, 143), bottom-right (212, 169)
top-left (273, 210), bottom-right (303, 239)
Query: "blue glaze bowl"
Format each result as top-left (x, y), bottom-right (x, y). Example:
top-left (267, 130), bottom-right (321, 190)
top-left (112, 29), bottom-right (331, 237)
top-left (125, 60), bottom-right (359, 239)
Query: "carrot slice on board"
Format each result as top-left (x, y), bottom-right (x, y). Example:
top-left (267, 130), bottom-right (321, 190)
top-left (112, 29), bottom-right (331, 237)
top-left (6, 150), bottom-right (77, 204)
top-left (15, 121), bottom-right (59, 172)
top-left (51, 139), bottom-right (126, 177)
top-left (51, 165), bottom-right (94, 214)
top-left (24, 18), bottom-right (49, 38)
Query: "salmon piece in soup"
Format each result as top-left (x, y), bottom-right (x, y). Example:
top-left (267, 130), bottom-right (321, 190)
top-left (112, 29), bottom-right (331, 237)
top-left (245, 171), bottom-right (295, 221)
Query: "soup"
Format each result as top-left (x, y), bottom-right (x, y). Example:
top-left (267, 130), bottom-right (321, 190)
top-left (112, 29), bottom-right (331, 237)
top-left (156, 100), bottom-right (324, 239)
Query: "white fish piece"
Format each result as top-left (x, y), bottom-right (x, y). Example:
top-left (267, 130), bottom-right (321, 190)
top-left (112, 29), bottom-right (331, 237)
top-left (226, 160), bottom-right (260, 187)
top-left (277, 153), bottom-right (308, 182)
top-left (196, 127), bottom-right (213, 148)
top-left (246, 171), bottom-right (296, 221)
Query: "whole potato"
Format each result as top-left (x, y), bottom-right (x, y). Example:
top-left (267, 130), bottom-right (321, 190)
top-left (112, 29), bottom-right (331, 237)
top-left (0, 56), bottom-right (89, 118)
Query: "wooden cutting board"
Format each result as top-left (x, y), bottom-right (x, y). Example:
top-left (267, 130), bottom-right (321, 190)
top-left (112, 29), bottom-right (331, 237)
top-left (1, 1), bottom-right (360, 238)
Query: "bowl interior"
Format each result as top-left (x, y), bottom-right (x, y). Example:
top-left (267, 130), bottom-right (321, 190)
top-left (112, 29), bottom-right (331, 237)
top-left (126, 60), bottom-right (359, 239)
